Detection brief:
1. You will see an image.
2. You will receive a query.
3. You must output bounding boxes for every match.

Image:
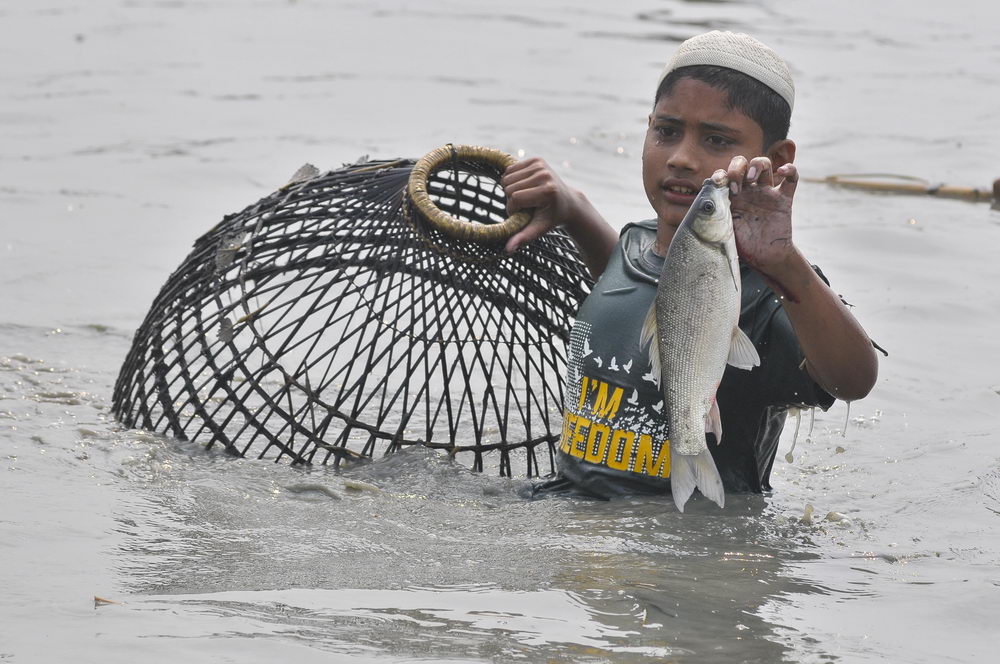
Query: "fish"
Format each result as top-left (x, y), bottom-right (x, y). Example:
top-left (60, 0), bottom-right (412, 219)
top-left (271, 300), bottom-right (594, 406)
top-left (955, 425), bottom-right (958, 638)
top-left (640, 176), bottom-right (760, 512)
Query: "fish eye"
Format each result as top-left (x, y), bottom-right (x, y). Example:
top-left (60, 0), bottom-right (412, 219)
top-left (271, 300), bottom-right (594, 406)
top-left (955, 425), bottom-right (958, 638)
top-left (700, 199), bottom-right (716, 214)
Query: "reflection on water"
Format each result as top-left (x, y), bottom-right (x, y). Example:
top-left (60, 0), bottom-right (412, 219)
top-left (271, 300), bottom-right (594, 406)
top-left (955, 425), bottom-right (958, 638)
top-left (104, 443), bottom-right (832, 661)
top-left (546, 496), bottom-right (829, 661)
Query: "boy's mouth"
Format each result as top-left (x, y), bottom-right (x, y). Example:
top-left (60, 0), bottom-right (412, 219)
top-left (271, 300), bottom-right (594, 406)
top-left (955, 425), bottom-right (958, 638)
top-left (662, 181), bottom-right (699, 205)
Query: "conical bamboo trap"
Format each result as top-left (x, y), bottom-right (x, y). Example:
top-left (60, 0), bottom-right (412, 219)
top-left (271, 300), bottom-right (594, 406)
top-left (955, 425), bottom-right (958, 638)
top-left (112, 145), bottom-right (593, 476)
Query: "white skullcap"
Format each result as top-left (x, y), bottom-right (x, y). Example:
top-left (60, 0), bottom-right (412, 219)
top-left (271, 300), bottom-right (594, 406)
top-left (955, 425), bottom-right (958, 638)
top-left (658, 31), bottom-right (795, 111)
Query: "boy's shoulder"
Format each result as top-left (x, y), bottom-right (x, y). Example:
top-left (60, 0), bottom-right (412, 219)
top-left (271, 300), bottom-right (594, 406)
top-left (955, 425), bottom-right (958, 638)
top-left (619, 219), bottom-right (658, 238)
top-left (614, 219), bottom-right (661, 285)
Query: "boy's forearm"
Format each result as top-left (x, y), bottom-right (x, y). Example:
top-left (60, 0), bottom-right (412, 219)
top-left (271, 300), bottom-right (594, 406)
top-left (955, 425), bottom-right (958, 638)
top-left (563, 191), bottom-right (619, 280)
top-left (762, 247), bottom-right (879, 402)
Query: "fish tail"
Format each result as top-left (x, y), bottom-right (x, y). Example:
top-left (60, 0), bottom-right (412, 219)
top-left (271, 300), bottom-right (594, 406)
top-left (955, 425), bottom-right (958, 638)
top-left (639, 301), bottom-right (660, 378)
top-left (671, 448), bottom-right (726, 512)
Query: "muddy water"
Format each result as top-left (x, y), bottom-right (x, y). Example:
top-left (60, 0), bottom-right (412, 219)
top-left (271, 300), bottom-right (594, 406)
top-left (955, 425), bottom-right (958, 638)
top-left (2, 1), bottom-right (999, 662)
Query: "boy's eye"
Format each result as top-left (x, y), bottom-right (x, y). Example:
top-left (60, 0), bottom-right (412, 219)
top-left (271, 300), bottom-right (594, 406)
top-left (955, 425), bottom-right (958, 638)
top-left (654, 125), bottom-right (678, 139)
top-left (706, 135), bottom-right (734, 147)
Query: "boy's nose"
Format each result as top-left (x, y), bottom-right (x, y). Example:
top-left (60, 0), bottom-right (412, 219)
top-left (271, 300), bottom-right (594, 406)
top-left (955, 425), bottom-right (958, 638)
top-left (666, 137), bottom-right (698, 173)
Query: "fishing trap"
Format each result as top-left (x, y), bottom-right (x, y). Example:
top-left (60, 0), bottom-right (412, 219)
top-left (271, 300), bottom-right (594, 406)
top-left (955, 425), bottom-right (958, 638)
top-left (112, 145), bottom-right (593, 476)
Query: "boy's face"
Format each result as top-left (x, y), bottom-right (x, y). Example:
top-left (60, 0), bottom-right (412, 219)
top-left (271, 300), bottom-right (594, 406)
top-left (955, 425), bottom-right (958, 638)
top-left (642, 77), bottom-right (768, 228)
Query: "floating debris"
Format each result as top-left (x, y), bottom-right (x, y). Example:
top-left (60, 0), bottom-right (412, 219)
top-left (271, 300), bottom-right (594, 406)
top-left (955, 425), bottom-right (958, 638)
top-left (342, 479), bottom-right (380, 493)
top-left (284, 483), bottom-right (342, 500)
top-left (32, 391), bottom-right (85, 406)
top-left (94, 596), bottom-right (122, 608)
top-left (9, 354), bottom-right (43, 365)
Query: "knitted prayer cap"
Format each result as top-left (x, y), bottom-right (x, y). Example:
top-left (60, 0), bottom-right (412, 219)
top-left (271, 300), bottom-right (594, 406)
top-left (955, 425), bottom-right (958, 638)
top-left (658, 31), bottom-right (795, 111)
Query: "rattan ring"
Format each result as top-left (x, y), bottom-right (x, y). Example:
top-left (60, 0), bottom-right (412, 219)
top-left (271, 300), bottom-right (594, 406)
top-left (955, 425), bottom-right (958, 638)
top-left (408, 144), bottom-right (531, 243)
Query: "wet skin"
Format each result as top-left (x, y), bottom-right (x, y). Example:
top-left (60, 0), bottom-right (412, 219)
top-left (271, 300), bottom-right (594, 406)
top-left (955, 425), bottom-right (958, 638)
top-left (641, 77), bottom-right (796, 266)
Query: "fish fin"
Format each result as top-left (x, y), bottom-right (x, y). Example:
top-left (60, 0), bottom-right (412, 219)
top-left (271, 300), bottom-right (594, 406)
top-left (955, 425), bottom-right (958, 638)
top-left (670, 448), bottom-right (726, 512)
top-left (639, 301), bottom-right (660, 379)
top-left (722, 239), bottom-right (740, 292)
top-left (705, 397), bottom-right (723, 446)
top-left (727, 325), bottom-right (760, 370)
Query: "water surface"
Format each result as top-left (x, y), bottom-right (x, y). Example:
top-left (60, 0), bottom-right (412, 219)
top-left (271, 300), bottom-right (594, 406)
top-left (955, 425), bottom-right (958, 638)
top-left (2, 1), bottom-right (999, 661)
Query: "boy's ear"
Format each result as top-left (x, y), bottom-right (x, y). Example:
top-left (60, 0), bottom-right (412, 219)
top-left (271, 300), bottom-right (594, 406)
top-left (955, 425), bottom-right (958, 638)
top-left (767, 139), bottom-right (796, 168)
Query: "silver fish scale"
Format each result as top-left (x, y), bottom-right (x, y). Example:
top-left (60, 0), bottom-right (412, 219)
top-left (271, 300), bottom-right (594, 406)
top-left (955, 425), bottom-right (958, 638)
top-left (656, 220), bottom-right (741, 456)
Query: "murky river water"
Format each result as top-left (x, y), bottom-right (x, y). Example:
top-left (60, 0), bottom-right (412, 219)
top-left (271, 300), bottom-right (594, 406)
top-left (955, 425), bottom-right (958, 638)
top-left (2, 1), bottom-right (999, 661)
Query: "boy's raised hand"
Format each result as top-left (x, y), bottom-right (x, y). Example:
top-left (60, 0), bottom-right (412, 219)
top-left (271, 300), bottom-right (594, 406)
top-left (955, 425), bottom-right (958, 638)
top-left (718, 155), bottom-right (799, 277)
top-left (721, 155), bottom-right (879, 400)
top-left (500, 157), bottom-right (579, 255)
top-left (500, 157), bottom-right (618, 278)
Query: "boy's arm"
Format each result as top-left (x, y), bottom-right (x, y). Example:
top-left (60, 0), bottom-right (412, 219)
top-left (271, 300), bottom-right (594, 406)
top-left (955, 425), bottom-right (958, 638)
top-left (501, 157), bottom-right (619, 280)
top-left (723, 158), bottom-right (879, 402)
top-left (761, 245), bottom-right (879, 402)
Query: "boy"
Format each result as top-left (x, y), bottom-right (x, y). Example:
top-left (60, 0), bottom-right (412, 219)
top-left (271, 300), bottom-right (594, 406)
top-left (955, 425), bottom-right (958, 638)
top-left (501, 31), bottom-right (879, 498)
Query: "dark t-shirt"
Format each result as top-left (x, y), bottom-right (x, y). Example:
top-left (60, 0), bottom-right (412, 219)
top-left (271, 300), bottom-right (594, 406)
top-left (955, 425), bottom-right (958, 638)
top-left (552, 219), bottom-right (835, 497)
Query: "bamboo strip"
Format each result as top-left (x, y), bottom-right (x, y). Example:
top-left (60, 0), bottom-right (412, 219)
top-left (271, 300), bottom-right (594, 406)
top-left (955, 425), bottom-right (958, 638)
top-left (804, 174), bottom-right (999, 204)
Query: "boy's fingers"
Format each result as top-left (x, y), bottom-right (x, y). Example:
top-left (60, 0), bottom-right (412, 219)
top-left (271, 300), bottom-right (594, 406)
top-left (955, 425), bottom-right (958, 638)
top-left (500, 165), bottom-right (530, 190)
top-left (501, 156), bottom-right (545, 186)
top-left (746, 156), bottom-right (773, 187)
top-left (504, 216), bottom-right (552, 255)
top-left (503, 181), bottom-right (532, 213)
top-left (503, 170), bottom-right (550, 197)
top-left (504, 174), bottom-right (542, 213)
top-left (726, 156), bottom-right (749, 194)
top-left (776, 163), bottom-right (799, 197)
top-left (505, 178), bottom-right (556, 213)
top-left (504, 232), bottom-right (523, 254)
top-left (503, 163), bottom-right (556, 213)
